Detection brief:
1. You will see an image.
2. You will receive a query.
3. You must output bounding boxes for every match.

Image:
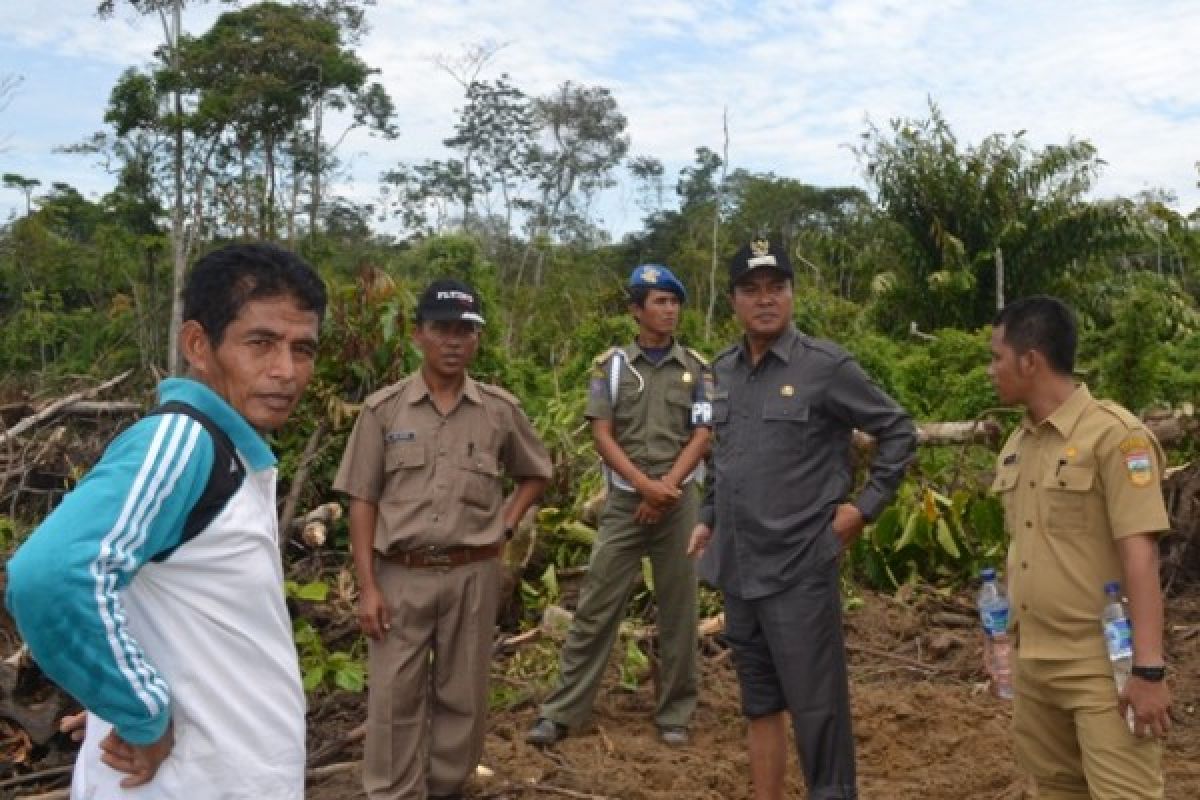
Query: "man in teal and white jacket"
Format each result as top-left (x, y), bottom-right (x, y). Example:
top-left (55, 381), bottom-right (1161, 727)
top-left (6, 243), bottom-right (326, 799)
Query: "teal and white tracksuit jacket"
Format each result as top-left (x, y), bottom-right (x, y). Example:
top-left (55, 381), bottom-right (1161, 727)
top-left (6, 378), bottom-right (305, 799)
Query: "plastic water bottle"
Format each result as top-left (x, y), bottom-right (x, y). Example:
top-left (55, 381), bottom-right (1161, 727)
top-left (977, 568), bottom-right (1013, 700)
top-left (1101, 581), bottom-right (1137, 732)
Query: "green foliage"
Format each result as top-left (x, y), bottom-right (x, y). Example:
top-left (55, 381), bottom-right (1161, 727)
top-left (292, 618), bottom-right (365, 693)
top-left (847, 452), bottom-right (1008, 590)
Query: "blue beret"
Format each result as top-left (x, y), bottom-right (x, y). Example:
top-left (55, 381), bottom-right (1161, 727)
top-left (628, 264), bottom-right (687, 302)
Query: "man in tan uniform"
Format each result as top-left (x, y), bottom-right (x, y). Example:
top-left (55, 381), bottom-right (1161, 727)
top-left (989, 295), bottom-right (1171, 800)
top-left (335, 278), bottom-right (553, 800)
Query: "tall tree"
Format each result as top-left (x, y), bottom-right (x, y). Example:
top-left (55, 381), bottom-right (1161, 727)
top-left (98, 0), bottom-right (219, 374)
top-left (2, 174), bottom-right (40, 216)
top-left (855, 101), bottom-right (1133, 330)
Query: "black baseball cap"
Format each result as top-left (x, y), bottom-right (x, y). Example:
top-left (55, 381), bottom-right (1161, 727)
top-left (729, 238), bottom-right (794, 288)
top-left (415, 278), bottom-right (485, 325)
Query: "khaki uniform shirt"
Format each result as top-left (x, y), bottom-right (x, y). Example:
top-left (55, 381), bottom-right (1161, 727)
top-left (991, 385), bottom-right (1170, 660)
top-left (585, 340), bottom-right (712, 479)
top-left (334, 371), bottom-right (553, 553)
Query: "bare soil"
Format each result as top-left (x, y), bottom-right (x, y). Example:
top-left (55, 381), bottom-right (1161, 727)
top-left (305, 586), bottom-right (1200, 800)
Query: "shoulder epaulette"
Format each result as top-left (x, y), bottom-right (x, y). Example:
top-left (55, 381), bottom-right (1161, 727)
top-left (801, 335), bottom-right (851, 362)
top-left (714, 343), bottom-right (739, 363)
top-left (591, 346), bottom-right (621, 367)
top-left (364, 380), bottom-right (407, 410)
top-left (1095, 400), bottom-right (1144, 432)
top-left (479, 382), bottom-right (522, 408)
top-left (683, 346), bottom-right (710, 368)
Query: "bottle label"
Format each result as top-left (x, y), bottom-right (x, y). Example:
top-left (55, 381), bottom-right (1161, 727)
top-left (981, 606), bottom-right (1009, 635)
top-left (1103, 618), bottom-right (1133, 661)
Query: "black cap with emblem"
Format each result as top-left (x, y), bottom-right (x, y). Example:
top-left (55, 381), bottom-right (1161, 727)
top-left (415, 278), bottom-right (486, 325)
top-left (728, 237), bottom-right (794, 289)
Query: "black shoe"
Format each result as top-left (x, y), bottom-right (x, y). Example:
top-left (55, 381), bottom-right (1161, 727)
top-left (525, 717), bottom-right (568, 745)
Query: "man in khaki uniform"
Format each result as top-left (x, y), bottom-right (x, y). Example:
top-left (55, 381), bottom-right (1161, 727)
top-left (335, 278), bottom-right (552, 800)
top-left (527, 264), bottom-right (711, 747)
top-left (989, 295), bottom-right (1171, 800)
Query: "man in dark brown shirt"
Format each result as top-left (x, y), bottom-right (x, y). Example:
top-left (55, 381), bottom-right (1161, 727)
top-left (689, 239), bottom-right (916, 800)
top-left (334, 279), bottom-right (552, 800)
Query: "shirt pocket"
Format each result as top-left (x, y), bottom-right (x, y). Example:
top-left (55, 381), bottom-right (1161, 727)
top-left (665, 386), bottom-right (693, 429)
top-left (990, 465), bottom-right (1020, 522)
top-left (760, 396), bottom-right (809, 448)
top-left (460, 451), bottom-right (502, 511)
top-left (1042, 464), bottom-right (1094, 531)
top-left (383, 441), bottom-right (426, 496)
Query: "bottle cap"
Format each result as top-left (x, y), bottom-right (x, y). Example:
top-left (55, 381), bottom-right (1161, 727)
top-left (980, 567), bottom-right (996, 581)
top-left (1104, 580), bottom-right (1120, 595)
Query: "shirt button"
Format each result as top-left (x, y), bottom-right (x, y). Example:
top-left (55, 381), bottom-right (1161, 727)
top-left (1028, 481), bottom-right (1036, 488)
top-left (439, 448), bottom-right (447, 456)
top-left (1025, 521), bottom-right (1033, 528)
top-left (433, 515), bottom-right (440, 523)
top-left (1021, 561), bottom-right (1029, 569)
top-left (1021, 604), bottom-right (1028, 611)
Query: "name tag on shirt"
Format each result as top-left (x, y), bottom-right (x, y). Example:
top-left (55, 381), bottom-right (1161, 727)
top-left (385, 430), bottom-right (416, 443)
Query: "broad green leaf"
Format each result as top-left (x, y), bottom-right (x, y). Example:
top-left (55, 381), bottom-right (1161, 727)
top-left (935, 518), bottom-right (961, 559)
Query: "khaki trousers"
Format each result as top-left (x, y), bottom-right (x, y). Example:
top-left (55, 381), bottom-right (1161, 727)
top-left (539, 485), bottom-right (698, 730)
top-left (363, 557), bottom-right (501, 800)
top-left (1012, 655), bottom-right (1163, 800)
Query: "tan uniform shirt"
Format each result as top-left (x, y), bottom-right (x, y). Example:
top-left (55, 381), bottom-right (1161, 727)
top-left (991, 385), bottom-right (1170, 660)
top-left (585, 340), bottom-right (711, 479)
top-left (334, 371), bottom-right (553, 553)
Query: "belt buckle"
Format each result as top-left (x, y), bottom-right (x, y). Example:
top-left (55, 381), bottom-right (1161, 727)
top-left (423, 546), bottom-right (453, 566)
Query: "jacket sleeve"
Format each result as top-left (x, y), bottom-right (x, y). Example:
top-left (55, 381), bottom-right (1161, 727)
top-left (825, 357), bottom-right (917, 522)
top-left (5, 412), bottom-right (214, 745)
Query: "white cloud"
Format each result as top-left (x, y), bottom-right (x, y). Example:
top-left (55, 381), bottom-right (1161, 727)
top-left (2, 0), bottom-right (1198, 227)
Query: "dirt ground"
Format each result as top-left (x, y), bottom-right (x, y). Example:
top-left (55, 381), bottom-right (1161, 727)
top-left (301, 587), bottom-right (1200, 800)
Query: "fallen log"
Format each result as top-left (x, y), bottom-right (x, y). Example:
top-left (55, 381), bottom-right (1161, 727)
top-left (0, 371), bottom-right (132, 447)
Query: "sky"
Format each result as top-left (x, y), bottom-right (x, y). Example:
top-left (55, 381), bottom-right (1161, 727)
top-left (1, 0), bottom-right (1198, 235)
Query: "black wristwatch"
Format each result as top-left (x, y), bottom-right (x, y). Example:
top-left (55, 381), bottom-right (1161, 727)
top-left (1131, 665), bottom-right (1167, 682)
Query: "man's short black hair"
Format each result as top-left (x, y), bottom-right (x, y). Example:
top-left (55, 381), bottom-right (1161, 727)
top-left (627, 286), bottom-right (650, 308)
top-left (183, 243), bottom-right (327, 345)
top-left (994, 295), bottom-right (1076, 375)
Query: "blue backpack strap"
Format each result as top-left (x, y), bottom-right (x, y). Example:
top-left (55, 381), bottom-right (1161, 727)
top-left (145, 401), bottom-right (246, 562)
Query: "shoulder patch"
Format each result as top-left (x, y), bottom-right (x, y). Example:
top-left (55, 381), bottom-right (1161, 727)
top-left (479, 382), bottom-right (522, 408)
top-left (1118, 434), bottom-right (1155, 487)
top-left (591, 346), bottom-right (620, 367)
top-left (684, 346), bottom-right (710, 368)
top-left (364, 380), bottom-right (407, 410)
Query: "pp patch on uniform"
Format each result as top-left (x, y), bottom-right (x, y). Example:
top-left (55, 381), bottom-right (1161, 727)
top-left (691, 401), bottom-right (713, 426)
top-left (385, 430), bottom-right (416, 443)
top-left (780, 384), bottom-right (794, 397)
top-left (1119, 435), bottom-right (1154, 487)
top-left (589, 376), bottom-right (608, 399)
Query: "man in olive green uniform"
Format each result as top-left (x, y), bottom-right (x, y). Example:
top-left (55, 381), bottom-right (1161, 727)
top-left (989, 295), bottom-right (1171, 800)
top-left (527, 264), bottom-right (711, 747)
top-left (335, 279), bottom-right (553, 800)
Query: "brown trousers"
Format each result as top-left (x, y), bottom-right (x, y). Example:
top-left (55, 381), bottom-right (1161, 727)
top-left (1013, 655), bottom-right (1163, 800)
top-left (363, 557), bottom-right (501, 800)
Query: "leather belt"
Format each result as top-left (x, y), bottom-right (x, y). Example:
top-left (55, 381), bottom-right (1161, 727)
top-left (381, 541), bottom-right (503, 568)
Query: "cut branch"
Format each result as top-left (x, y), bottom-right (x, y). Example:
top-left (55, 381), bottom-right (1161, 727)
top-left (0, 371), bottom-right (133, 446)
